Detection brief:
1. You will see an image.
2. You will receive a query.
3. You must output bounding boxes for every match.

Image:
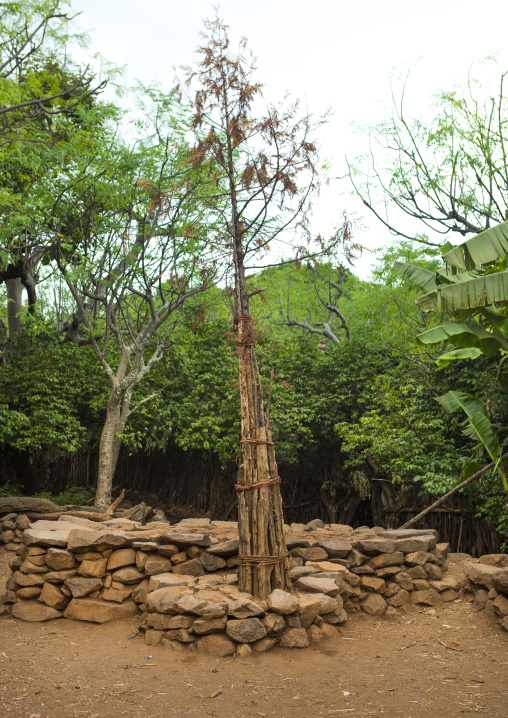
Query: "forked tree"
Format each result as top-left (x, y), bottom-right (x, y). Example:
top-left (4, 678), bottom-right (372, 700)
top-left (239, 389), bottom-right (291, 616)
top-left (50, 96), bottom-right (222, 511)
top-left (181, 17), bottom-right (355, 597)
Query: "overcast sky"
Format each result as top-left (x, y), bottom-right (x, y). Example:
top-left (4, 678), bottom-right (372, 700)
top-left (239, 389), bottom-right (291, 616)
top-left (71, 0), bottom-right (508, 277)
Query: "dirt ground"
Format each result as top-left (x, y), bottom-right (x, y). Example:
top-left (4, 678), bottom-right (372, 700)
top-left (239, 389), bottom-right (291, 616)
top-left (0, 548), bottom-right (507, 718)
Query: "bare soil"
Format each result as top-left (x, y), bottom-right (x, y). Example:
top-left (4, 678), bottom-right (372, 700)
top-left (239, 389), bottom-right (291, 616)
top-left (0, 548), bottom-right (507, 718)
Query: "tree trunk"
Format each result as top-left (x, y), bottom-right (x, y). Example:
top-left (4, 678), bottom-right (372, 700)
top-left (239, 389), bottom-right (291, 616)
top-left (95, 389), bottom-right (129, 510)
top-left (5, 277), bottom-right (23, 339)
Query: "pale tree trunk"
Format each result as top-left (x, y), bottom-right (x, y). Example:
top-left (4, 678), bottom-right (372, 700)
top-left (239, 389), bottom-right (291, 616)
top-left (95, 388), bottom-right (130, 511)
top-left (5, 277), bottom-right (23, 340)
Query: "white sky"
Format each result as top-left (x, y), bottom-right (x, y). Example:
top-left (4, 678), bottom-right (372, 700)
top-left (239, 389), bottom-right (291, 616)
top-left (71, 0), bottom-right (508, 278)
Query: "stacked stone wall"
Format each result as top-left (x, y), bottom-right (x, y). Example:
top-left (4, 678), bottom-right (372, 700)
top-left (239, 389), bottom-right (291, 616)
top-left (1, 513), bottom-right (507, 652)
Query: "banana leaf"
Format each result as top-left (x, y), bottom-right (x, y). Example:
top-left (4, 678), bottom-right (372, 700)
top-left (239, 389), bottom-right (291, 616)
top-left (393, 261), bottom-right (482, 289)
top-left (417, 321), bottom-right (506, 355)
top-left (435, 347), bottom-right (483, 367)
top-left (436, 390), bottom-right (507, 490)
top-left (416, 269), bottom-right (508, 312)
top-left (478, 306), bottom-right (508, 340)
top-left (393, 262), bottom-right (440, 291)
top-left (443, 220), bottom-right (508, 269)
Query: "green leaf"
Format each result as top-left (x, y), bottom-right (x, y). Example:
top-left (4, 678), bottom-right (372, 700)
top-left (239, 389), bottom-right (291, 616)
top-left (436, 390), bottom-right (507, 489)
top-left (392, 261), bottom-right (439, 291)
top-left (417, 322), bottom-right (505, 356)
top-left (435, 347), bottom-right (483, 367)
top-left (416, 269), bottom-right (508, 312)
top-left (443, 220), bottom-right (508, 269)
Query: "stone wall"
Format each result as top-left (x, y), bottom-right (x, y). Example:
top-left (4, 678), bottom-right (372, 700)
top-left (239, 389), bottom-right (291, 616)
top-left (1, 513), bottom-right (507, 653)
top-left (462, 556), bottom-right (508, 631)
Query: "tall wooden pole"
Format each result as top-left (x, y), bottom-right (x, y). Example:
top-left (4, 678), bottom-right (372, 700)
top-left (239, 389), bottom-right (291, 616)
top-left (233, 238), bottom-right (290, 597)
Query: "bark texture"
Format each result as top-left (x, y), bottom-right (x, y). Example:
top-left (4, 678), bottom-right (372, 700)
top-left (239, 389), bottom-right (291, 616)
top-left (235, 314), bottom-right (290, 597)
top-left (5, 276), bottom-right (23, 339)
top-left (95, 389), bottom-right (130, 511)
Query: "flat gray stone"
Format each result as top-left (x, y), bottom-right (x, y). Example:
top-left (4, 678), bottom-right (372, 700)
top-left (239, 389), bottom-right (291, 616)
top-left (206, 539), bottom-right (239, 557)
top-left (382, 528), bottom-right (438, 540)
top-left (353, 538), bottom-right (395, 555)
top-left (291, 547), bottom-right (328, 562)
top-left (22, 521), bottom-right (73, 548)
top-left (294, 576), bottom-right (341, 596)
top-left (175, 518), bottom-right (211, 528)
top-left (228, 599), bottom-right (265, 619)
top-left (148, 573), bottom-right (195, 591)
top-left (463, 562), bottom-right (504, 590)
top-left (158, 532), bottom-right (211, 548)
top-left (64, 598), bottom-right (139, 623)
top-left (65, 577), bottom-right (103, 598)
top-left (67, 528), bottom-right (130, 551)
top-left (317, 539), bottom-right (352, 558)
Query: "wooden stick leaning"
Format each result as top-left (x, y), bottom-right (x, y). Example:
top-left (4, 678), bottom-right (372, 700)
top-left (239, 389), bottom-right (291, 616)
top-left (400, 454), bottom-right (508, 529)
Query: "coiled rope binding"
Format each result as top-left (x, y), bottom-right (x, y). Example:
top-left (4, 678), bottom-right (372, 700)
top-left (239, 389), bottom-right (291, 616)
top-left (237, 552), bottom-right (289, 566)
top-left (235, 475), bottom-right (281, 492)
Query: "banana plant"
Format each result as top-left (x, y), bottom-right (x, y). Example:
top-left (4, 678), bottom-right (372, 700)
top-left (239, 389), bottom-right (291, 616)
top-left (394, 220), bottom-right (508, 489)
top-left (436, 391), bottom-right (508, 490)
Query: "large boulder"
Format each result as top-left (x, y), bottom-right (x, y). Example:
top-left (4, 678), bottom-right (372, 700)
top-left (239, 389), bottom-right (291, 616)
top-left (393, 537), bottom-right (437, 553)
top-left (147, 614), bottom-right (194, 630)
top-left (78, 558), bottom-right (108, 578)
top-left (262, 613), bottom-right (286, 635)
top-left (367, 552), bottom-right (404, 569)
top-left (492, 595), bottom-right (508, 618)
top-left (411, 589), bottom-right (442, 606)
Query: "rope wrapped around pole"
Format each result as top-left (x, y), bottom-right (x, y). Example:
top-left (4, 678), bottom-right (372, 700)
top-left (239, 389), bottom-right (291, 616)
top-left (237, 552), bottom-right (289, 566)
top-left (235, 476), bottom-right (281, 492)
